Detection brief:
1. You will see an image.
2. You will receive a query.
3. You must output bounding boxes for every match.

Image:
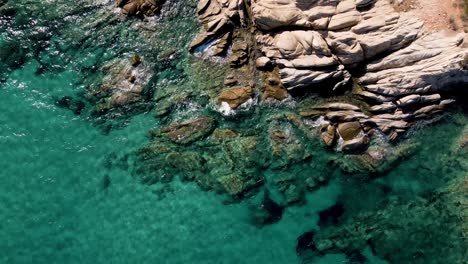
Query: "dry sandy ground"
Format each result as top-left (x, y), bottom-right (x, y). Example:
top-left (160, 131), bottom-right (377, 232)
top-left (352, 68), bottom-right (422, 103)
top-left (394, 0), bottom-right (465, 32)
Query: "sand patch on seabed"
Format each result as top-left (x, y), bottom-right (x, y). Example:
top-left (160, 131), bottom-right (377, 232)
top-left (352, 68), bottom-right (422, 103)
top-left (393, 0), bottom-right (466, 33)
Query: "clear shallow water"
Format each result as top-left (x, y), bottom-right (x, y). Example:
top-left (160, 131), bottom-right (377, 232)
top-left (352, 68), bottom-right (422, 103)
top-left (0, 61), bottom-right (350, 263)
top-left (1, 1), bottom-right (467, 263)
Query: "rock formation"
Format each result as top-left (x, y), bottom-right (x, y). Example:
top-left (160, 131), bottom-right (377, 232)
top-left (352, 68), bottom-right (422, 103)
top-left (190, 0), bottom-right (468, 151)
top-left (301, 175), bottom-right (468, 263)
top-left (91, 55), bottom-right (152, 116)
top-left (116, 0), bottom-right (165, 16)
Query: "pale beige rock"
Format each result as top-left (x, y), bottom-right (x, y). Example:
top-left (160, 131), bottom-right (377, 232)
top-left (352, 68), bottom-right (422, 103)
top-left (190, 0), bottom-right (468, 149)
top-left (315, 102), bottom-right (361, 112)
top-left (190, 0), bottom-right (245, 53)
top-left (369, 102), bottom-right (396, 113)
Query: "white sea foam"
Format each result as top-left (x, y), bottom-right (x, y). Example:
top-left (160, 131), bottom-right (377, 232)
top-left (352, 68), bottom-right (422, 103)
top-left (218, 101), bottom-right (235, 116)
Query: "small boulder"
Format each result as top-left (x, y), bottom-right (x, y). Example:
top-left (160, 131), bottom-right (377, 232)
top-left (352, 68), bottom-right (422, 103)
top-left (342, 135), bottom-right (369, 154)
top-left (118, 0), bottom-right (164, 16)
top-left (218, 85), bottom-right (253, 109)
top-left (321, 125), bottom-right (337, 147)
top-left (256, 56), bottom-right (273, 70)
top-left (337, 121), bottom-right (362, 141)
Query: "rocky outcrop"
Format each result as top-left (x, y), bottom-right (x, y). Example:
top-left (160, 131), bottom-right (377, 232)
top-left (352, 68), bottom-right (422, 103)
top-left (254, 0), bottom-right (466, 143)
top-left (116, 0), bottom-right (164, 16)
top-left (189, 0), bottom-right (468, 150)
top-left (189, 0), bottom-right (246, 54)
top-left (303, 176), bottom-right (468, 263)
top-left (91, 55), bottom-right (152, 115)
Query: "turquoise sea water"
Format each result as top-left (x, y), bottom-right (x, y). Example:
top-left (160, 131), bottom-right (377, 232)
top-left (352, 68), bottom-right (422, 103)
top-left (1, 1), bottom-right (467, 263)
top-left (0, 61), bottom-right (349, 263)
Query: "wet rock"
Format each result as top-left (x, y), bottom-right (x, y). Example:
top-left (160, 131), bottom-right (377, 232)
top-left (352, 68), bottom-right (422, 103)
top-left (189, 0), bottom-right (245, 53)
top-left (217, 85), bottom-right (253, 109)
top-left (217, 174), bottom-right (248, 196)
top-left (312, 176), bottom-right (468, 263)
top-left (166, 151), bottom-right (205, 182)
top-left (117, 0), bottom-right (164, 16)
top-left (92, 57), bottom-right (152, 113)
top-left (341, 135), bottom-right (369, 154)
top-left (224, 74), bottom-right (238, 86)
top-left (134, 142), bottom-right (178, 184)
top-left (262, 73), bottom-right (288, 101)
top-left (337, 121), bottom-right (362, 141)
top-left (212, 128), bottom-right (238, 143)
top-left (55, 96), bottom-right (86, 115)
top-left (284, 184), bottom-right (303, 204)
top-left (321, 125), bottom-right (337, 147)
top-left (229, 42), bottom-right (249, 68)
top-left (268, 119), bottom-right (309, 168)
top-left (158, 116), bottom-right (216, 145)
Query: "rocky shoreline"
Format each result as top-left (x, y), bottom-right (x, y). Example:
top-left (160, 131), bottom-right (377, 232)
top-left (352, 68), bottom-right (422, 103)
top-left (189, 0), bottom-right (468, 153)
top-left (85, 0), bottom-right (468, 200)
top-left (2, 0), bottom-right (466, 262)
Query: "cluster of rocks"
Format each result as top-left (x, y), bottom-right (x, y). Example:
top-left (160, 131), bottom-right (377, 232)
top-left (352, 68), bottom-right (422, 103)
top-left (297, 175), bottom-right (468, 263)
top-left (137, 117), bottom-right (266, 195)
top-left (189, 0), bottom-right (246, 54)
top-left (91, 55), bottom-right (152, 115)
top-left (116, 0), bottom-right (164, 16)
top-left (300, 103), bottom-right (370, 152)
top-left (135, 111), bottom-right (335, 202)
top-left (190, 0), bottom-right (468, 149)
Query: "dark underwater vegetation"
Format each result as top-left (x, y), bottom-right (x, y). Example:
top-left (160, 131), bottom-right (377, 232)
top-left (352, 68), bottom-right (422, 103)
top-left (0, 0), bottom-right (467, 263)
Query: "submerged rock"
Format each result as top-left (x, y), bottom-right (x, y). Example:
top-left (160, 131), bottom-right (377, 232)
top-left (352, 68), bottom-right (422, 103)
top-left (55, 96), bottom-right (86, 115)
top-left (309, 175), bottom-right (468, 263)
top-left (0, 39), bottom-right (27, 79)
top-left (91, 56), bottom-right (153, 116)
top-left (157, 116), bottom-right (216, 145)
top-left (296, 231), bottom-right (318, 256)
